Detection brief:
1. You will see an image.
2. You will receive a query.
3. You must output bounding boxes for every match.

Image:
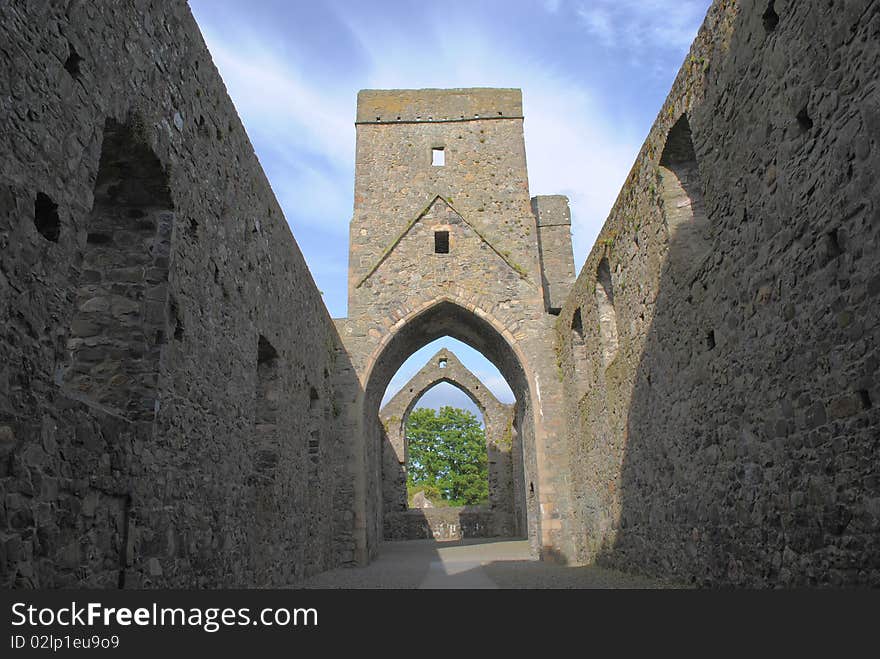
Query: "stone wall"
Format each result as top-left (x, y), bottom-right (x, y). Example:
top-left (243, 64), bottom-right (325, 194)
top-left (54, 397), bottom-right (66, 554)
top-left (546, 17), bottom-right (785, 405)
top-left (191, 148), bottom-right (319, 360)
top-left (0, 0), bottom-right (359, 588)
top-left (556, 0), bottom-right (880, 586)
top-left (4, 0), bottom-right (877, 590)
top-left (384, 508), bottom-right (513, 541)
top-left (533, 196), bottom-right (575, 314)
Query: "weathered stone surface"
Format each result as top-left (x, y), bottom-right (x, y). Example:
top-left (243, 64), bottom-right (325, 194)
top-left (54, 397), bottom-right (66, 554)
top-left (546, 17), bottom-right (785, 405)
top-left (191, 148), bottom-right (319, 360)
top-left (0, 426), bottom-right (15, 455)
top-left (555, 0), bottom-right (880, 587)
top-left (1, 0), bottom-right (878, 590)
top-left (384, 508), bottom-right (513, 541)
top-left (337, 88), bottom-right (575, 562)
top-left (0, 0), bottom-right (359, 588)
top-left (532, 196), bottom-right (575, 313)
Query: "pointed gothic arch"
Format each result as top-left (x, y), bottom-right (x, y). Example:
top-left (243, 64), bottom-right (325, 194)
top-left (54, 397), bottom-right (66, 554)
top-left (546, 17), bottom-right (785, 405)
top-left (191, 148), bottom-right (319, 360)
top-left (361, 298), bottom-right (538, 546)
top-left (379, 349), bottom-right (518, 535)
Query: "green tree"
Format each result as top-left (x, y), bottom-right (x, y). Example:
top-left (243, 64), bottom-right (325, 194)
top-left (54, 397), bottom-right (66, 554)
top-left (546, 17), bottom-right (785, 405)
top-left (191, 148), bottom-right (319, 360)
top-left (406, 406), bottom-right (489, 506)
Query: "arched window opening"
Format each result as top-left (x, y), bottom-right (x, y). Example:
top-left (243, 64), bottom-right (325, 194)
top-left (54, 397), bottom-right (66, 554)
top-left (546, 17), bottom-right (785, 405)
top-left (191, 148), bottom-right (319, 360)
top-left (255, 335), bottom-right (279, 433)
top-left (366, 302), bottom-right (536, 545)
top-left (62, 117), bottom-right (174, 419)
top-left (377, 334), bottom-right (523, 539)
top-left (253, 335), bottom-right (281, 478)
top-left (405, 382), bottom-right (489, 509)
top-left (658, 114), bottom-right (710, 278)
top-left (570, 307), bottom-right (588, 389)
top-left (34, 192), bottom-right (60, 242)
top-left (596, 258), bottom-right (619, 367)
top-left (762, 1), bottom-right (779, 32)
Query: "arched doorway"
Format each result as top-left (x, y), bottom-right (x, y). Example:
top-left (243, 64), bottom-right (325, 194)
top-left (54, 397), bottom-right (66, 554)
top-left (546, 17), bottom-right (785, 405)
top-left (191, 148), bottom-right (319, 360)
top-left (358, 299), bottom-right (541, 553)
top-left (379, 349), bottom-right (522, 539)
top-left (339, 88), bottom-right (576, 565)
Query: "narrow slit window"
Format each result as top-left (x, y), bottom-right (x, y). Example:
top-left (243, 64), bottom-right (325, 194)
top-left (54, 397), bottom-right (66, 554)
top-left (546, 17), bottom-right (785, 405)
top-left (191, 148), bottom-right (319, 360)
top-left (434, 230), bottom-right (449, 254)
top-left (432, 147), bottom-right (445, 166)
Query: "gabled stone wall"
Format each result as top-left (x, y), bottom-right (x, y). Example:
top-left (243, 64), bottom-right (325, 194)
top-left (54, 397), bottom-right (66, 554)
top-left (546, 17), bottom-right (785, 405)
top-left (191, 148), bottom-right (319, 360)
top-left (339, 88), bottom-right (576, 563)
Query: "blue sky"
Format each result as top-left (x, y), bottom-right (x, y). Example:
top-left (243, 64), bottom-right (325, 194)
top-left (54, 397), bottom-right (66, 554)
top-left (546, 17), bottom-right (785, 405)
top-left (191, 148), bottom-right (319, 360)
top-left (188, 0), bottom-right (711, 416)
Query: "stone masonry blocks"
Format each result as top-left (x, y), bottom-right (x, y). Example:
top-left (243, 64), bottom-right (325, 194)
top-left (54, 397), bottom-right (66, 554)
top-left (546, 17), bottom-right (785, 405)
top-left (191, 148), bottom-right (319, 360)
top-left (0, 0), bottom-right (360, 588)
top-left (2, 0), bottom-right (878, 590)
top-left (555, 0), bottom-right (880, 586)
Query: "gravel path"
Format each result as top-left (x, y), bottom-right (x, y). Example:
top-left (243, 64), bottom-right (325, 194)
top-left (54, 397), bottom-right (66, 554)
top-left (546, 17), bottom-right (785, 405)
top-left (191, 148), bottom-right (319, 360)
top-left (301, 538), bottom-right (681, 589)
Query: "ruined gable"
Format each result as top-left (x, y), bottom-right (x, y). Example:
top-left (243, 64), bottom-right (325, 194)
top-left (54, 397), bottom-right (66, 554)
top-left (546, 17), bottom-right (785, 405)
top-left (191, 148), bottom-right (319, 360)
top-left (360, 195), bottom-right (529, 292)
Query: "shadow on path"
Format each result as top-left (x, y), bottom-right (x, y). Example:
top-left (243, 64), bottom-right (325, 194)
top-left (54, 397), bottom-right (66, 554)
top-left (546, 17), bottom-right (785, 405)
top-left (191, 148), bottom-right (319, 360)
top-left (299, 538), bottom-right (681, 589)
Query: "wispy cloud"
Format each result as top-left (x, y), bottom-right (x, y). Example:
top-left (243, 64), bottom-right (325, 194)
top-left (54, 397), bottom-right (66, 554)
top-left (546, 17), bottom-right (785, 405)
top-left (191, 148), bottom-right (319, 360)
top-left (522, 86), bottom-right (637, 268)
top-left (577, 7), bottom-right (615, 46)
top-left (197, 26), bottom-right (355, 232)
top-left (332, 13), bottom-right (643, 267)
top-left (575, 0), bottom-right (707, 53)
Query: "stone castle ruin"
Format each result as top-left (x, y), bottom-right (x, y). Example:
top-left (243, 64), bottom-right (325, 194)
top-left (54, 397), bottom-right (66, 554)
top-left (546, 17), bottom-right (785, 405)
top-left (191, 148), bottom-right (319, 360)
top-left (1, 0), bottom-right (878, 588)
top-left (337, 88), bottom-right (572, 561)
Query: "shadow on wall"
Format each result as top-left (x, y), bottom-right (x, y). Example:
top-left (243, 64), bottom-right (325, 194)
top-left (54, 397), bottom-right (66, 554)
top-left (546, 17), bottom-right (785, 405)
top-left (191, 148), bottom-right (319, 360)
top-left (0, 1), bottom-right (370, 589)
top-left (1, 102), bottom-right (363, 589)
top-left (567, 1), bottom-right (880, 587)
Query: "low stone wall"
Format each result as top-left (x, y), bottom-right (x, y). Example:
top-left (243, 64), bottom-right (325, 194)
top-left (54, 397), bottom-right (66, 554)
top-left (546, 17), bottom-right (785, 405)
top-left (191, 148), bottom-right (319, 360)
top-left (384, 508), bottom-right (516, 541)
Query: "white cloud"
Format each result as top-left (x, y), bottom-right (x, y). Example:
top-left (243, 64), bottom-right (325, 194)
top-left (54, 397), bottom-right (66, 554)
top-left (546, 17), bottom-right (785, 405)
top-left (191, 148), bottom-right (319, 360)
top-left (522, 87), bottom-right (638, 268)
top-left (332, 17), bottom-right (641, 268)
top-left (196, 26), bottom-right (355, 232)
top-left (577, 7), bottom-right (616, 46)
top-left (575, 0), bottom-right (707, 54)
top-left (190, 0), bottom-right (707, 414)
top-left (271, 160), bottom-right (352, 232)
top-left (192, 0), bottom-right (707, 270)
top-left (200, 29), bottom-right (353, 163)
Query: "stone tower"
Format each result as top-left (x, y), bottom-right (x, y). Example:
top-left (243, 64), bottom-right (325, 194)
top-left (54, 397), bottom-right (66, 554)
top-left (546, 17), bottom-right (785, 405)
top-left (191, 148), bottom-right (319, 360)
top-left (337, 88), bottom-right (576, 562)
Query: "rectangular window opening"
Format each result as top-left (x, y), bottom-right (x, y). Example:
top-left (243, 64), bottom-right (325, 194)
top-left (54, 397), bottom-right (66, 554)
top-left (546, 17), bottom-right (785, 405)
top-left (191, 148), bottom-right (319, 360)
top-left (432, 147), bottom-right (445, 166)
top-left (434, 230), bottom-right (449, 254)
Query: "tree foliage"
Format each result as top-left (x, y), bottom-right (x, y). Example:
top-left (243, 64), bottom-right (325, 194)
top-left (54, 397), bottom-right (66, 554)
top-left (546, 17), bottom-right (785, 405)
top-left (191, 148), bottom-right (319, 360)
top-left (406, 406), bottom-right (488, 506)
